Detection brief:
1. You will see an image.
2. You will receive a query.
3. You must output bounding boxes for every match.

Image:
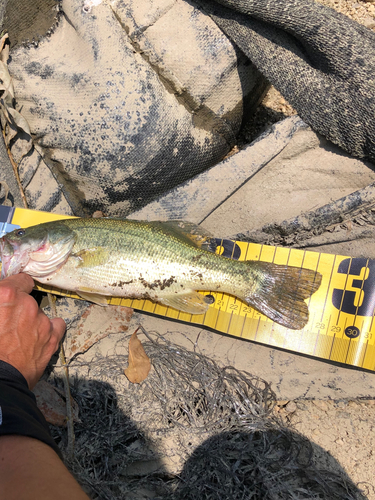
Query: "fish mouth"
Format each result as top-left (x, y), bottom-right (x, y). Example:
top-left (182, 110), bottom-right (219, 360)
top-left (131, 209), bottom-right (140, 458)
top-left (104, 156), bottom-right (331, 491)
top-left (0, 230), bottom-right (75, 280)
top-left (0, 236), bottom-right (28, 279)
top-left (0, 236), bottom-right (15, 279)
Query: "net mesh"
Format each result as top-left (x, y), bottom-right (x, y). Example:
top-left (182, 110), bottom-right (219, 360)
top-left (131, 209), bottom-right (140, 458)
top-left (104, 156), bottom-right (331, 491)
top-left (49, 331), bottom-right (365, 499)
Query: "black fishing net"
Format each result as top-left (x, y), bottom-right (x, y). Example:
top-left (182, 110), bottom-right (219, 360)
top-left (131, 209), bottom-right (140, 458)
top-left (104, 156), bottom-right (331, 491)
top-left (48, 331), bottom-right (365, 499)
top-left (201, 0), bottom-right (375, 164)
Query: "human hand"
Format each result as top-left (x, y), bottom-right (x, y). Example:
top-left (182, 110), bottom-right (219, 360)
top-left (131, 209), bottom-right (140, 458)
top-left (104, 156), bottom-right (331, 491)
top-left (0, 274), bottom-right (66, 389)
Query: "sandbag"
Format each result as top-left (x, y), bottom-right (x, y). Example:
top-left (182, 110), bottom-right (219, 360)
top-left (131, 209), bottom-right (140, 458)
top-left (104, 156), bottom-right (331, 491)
top-left (1, 0), bottom-right (374, 226)
top-left (200, 0), bottom-right (375, 163)
top-left (0, 0), bottom-right (266, 215)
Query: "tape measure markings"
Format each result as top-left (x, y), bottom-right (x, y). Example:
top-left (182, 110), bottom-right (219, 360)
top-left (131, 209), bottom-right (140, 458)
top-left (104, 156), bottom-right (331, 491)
top-left (354, 317), bottom-right (368, 365)
top-left (360, 339), bottom-right (369, 368)
top-left (250, 315), bottom-right (259, 343)
top-left (370, 345), bottom-right (375, 371)
top-left (230, 239), bottom-right (238, 259)
top-left (260, 243), bottom-right (276, 264)
top-left (315, 253), bottom-right (336, 338)
top-left (324, 314), bottom-right (340, 359)
top-left (238, 239), bottom-right (252, 340)
top-left (352, 259), bottom-right (369, 327)
top-left (213, 292), bottom-right (225, 331)
top-left (294, 249), bottom-right (309, 353)
top-left (344, 318), bottom-right (357, 365)
top-left (310, 251), bottom-right (323, 322)
top-left (238, 310), bottom-right (248, 339)
top-left (353, 317), bottom-right (365, 366)
top-left (324, 313), bottom-right (333, 356)
top-left (227, 298), bottom-right (237, 336)
top-left (355, 317), bottom-right (372, 368)
top-left (342, 318), bottom-right (357, 364)
top-left (312, 313), bottom-right (329, 358)
top-left (366, 311), bottom-right (375, 347)
top-left (269, 246), bottom-right (288, 348)
top-left (207, 305), bottom-right (221, 333)
top-left (329, 314), bottom-right (346, 361)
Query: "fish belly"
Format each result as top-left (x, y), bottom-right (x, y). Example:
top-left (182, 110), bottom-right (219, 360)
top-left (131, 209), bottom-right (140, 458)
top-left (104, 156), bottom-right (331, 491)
top-left (35, 249), bottom-right (240, 302)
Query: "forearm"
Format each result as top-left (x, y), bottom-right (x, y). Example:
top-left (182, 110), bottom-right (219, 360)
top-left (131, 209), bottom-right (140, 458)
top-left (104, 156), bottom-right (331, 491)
top-left (0, 360), bottom-right (89, 499)
top-left (0, 435), bottom-right (89, 500)
top-left (0, 361), bottom-right (62, 455)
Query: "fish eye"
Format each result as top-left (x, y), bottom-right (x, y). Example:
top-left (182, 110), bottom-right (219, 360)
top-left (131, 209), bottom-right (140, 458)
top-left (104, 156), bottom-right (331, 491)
top-left (16, 229), bottom-right (26, 236)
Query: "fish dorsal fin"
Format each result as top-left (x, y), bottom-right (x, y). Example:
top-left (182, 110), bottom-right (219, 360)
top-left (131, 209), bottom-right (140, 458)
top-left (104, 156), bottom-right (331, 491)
top-left (77, 288), bottom-right (109, 306)
top-left (147, 220), bottom-right (217, 251)
top-left (158, 290), bottom-right (210, 315)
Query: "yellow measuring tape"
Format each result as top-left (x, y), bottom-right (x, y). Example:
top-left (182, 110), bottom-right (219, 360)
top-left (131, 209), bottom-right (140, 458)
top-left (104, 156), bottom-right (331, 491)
top-left (2, 207), bottom-right (375, 371)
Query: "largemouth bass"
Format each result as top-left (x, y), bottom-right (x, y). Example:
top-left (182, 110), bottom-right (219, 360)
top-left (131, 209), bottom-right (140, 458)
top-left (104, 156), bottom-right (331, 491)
top-left (0, 218), bottom-right (321, 330)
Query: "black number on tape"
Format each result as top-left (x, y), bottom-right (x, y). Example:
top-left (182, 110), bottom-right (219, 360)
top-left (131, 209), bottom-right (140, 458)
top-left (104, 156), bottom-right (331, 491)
top-left (215, 239), bottom-right (241, 260)
top-left (332, 258), bottom-right (375, 316)
top-left (344, 326), bottom-right (360, 339)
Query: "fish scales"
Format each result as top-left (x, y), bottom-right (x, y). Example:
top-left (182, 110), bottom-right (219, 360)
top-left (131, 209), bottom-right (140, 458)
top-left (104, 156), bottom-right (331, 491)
top-left (51, 218), bottom-right (253, 299)
top-left (0, 218), bottom-right (322, 329)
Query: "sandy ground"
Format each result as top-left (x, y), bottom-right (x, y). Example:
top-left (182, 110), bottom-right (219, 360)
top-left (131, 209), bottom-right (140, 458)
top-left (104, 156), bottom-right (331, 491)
top-left (276, 399), bottom-right (375, 498)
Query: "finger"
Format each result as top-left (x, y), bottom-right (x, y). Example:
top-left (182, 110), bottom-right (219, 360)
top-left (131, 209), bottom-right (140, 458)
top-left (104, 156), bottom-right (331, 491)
top-left (50, 317), bottom-right (66, 346)
top-left (0, 273), bottom-right (35, 294)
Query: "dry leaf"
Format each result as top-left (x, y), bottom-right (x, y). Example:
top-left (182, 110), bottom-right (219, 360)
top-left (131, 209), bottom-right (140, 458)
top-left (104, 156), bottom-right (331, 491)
top-left (124, 330), bottom-right (151, 383)
top-left (33, 380), bottom-right (80, 427)
top-left (65, 304), bottom-right (133, 360)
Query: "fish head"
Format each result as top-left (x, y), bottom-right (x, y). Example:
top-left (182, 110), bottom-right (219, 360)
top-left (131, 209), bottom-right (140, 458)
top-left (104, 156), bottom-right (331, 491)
top-left (0, 222), bottom-right (76, 279)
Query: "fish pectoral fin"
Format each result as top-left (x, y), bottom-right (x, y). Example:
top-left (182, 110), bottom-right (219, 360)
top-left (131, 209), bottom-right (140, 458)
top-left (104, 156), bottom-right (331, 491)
top-left (158, 291), bottom-right (210, 315)
top-left (72, 247), bottom-right (110, 268)
top-left (77, 288), bottom-right (109, 306)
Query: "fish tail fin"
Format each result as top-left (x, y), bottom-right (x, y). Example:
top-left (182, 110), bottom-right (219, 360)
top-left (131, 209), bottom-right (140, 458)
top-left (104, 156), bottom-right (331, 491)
top-left (245, 262), bottom-right (322, 330)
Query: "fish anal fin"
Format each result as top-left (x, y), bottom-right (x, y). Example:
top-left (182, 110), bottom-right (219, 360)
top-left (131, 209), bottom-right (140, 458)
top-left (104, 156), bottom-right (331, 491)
top-left (246, 262), bottom-right (322, 330)
top-left (158, 291), bottom-right (210, 315)
top-left (72, 247), bottom-right (110, 268)
top-left (77, 288), bottom-right (109, 306)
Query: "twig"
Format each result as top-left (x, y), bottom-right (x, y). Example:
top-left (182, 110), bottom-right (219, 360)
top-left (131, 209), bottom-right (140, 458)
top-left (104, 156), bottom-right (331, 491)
top-left (1, 128), bottom-right (29, 209)
top-left (48, 292), bottom-right (75, 460)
